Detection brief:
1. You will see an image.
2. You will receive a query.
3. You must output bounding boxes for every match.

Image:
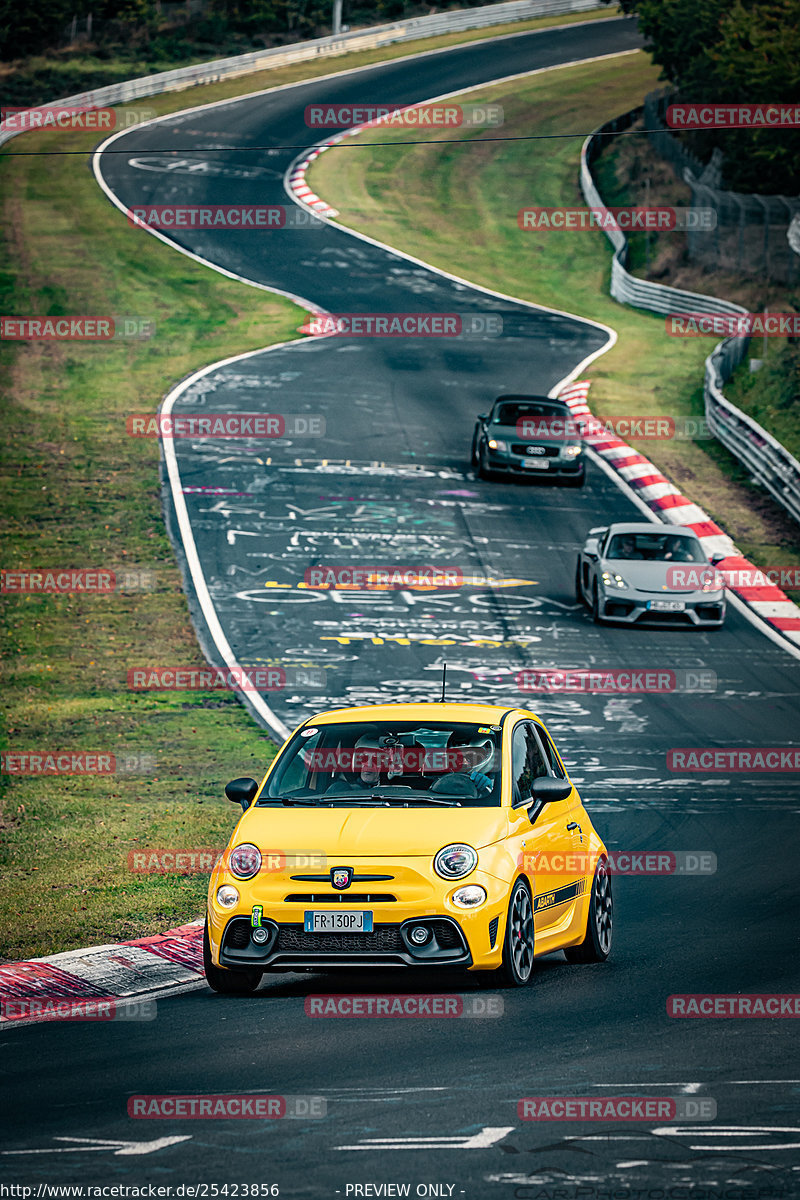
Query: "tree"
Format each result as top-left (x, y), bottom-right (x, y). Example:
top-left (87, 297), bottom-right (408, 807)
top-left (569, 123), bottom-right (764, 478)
top-left (610, 0), bottom-right (800, 193)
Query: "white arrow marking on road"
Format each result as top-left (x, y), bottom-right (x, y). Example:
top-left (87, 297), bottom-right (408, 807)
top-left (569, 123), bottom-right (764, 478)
top-left (335, 1126), bottom-right (514, 1151)
top-left (595, 1082), bottom-right (704, 1094)
top-left (653, 1125), bottom-right (800, 1152)
top-left (2, 1136), bottom-right (192, 1156)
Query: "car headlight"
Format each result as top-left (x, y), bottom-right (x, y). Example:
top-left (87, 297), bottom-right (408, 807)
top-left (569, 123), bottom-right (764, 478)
top-left (601, 570), bottom-right (629, 590)
top-left (216, 885), bottom-right (239, 908)
top-left (451, 885), bottom-right (487, 908)
top-left (434, 843), bottom-right (478, 880)
top-left (227, 843), bottom-right (262, 879)
top-left (563, 445), bottom-right (582, 457)
top-left (487, 439), bottom-right (507, 451)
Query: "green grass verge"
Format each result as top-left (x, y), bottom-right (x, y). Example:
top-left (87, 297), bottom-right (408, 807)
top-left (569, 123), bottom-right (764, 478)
top-left (723, 342), bottom-right (800, 467)
top-left (308, 51), bottom-right (800, 575)
top-left (0, 5), bottom-right (623, 962)
top-left (0, 113), bottom-right (299, 960)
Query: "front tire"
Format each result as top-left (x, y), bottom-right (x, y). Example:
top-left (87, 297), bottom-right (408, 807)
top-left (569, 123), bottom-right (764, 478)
top-left (203, 918), bottom-right (262, 994)
top-left (575, 559), bottom-right (584, 605)
top-left (499, 879), bottom-right (535, 986)
top-left (591, 582), bottom-right (604, 624)
top-left (565, 859), bottom-right (613, 963)
top-left (477, 444), bottom-right (492, 481)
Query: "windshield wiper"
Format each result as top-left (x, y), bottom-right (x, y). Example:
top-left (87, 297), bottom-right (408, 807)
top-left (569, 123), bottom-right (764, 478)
top-left (369, 792), bottom-right (461, 806)
top-left (259, 797), bottom-right (319, 805)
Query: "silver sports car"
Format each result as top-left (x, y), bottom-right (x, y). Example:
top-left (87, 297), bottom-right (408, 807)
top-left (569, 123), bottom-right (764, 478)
top-left (575, 522), bottom-right (726, 627)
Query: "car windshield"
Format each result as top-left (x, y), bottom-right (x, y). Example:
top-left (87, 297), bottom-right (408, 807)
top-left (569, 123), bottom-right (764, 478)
top-left (607, 533), bottom-right (705, 563)
top-left (492, 400), bottom-right (565, 426)
top-left (262, 721), bottom-right (503, 807)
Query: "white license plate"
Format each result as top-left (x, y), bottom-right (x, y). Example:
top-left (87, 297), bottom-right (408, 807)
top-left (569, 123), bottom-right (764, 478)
top-left (522, 458), bottom-right (550, 470)
top-left (304, 910), bottom-right (373, 932)
top-left (649, 599), bottom-right (686, 612)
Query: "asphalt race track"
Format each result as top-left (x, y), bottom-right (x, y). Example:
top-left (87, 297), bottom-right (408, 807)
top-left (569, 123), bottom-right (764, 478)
top-left (2, 16), bottom-right (800, 1200)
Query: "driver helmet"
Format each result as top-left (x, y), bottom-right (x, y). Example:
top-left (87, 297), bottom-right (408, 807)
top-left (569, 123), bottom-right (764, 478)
top-left (456, 736), bottom-right (495, 776)
top-left (352, 732), bottom-right (405, 783)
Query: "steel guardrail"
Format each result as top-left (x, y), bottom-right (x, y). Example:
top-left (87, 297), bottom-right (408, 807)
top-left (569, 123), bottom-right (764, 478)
top-left (580, 111), bottom-right (800, 526)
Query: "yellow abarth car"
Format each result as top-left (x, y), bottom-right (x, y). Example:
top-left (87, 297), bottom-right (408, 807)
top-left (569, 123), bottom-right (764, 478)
top-left (204, 703), bottom-right (612, 992)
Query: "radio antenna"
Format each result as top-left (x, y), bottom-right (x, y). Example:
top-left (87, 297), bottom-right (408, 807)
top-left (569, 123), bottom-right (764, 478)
top-left (440, 662), bottom-right (447, 703)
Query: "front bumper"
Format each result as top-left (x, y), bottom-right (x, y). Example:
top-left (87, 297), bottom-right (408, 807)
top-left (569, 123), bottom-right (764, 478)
top-left (597, 589), bottom-right (726, 626)
top-left (217, 914), bottom-right (476, 970)
top-left (207, 863), bottom-right (510, 972)
top-left (486, 450), bottom-right (584, 478)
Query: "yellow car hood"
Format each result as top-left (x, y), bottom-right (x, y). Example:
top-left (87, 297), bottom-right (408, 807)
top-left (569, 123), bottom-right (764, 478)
top-left (238, 804), bottom-right (509, 857)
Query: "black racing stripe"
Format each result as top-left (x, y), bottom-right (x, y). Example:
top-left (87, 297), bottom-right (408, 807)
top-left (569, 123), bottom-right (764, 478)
top-left (534, 878), bottom-right (586, 913)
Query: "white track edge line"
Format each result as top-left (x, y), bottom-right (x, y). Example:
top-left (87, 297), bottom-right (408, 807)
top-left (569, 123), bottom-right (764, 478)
top-left (292, 62), bottom-right (800, 662)
top-left (94, 41), bottom-right (800, 664)
top-left (89, 45), bottom-right (636, 742)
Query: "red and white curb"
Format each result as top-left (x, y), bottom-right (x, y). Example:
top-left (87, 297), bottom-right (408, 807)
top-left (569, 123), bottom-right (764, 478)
top-left (287, 104), bottom-right (433, 217)
top-left (0, 919), bottom-right (205, 1023)
top-left (559, 380), bottom-right (800, 647)
top-left (286, 106), bottom-right (799, 653)
top-left (288, 140), bottom-right (342, 218)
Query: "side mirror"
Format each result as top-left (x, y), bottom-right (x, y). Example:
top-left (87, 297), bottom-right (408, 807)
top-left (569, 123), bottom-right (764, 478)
top-left (531, 776), bottom-right (573, 804)
top-left (710, 553), bottom-right (726, 566)
top-left (478, 413), bottom-right (488, 422)
top-left (225, 777), bottom-right (258, 812)
top-left (588, 526), bottom-right (608, 537)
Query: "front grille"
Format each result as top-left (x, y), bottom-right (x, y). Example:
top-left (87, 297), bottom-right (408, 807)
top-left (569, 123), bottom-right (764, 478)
top-left (638, 610), bottom-right (692, 624)
top-left (290, 873), bottom-right (393, 883)
top-left (511, 443), bottom-right (560, 457)
top-left (284, 893), bottom-right (396, 903)
top-left (488, 916), bottom-right (500, 948)
top-left (223, 918), bottom-right (251, 950)
top-left (430, 919), bottom-right (463, 949)
top-left (605, 601), bottom-right (635, 617)
top-left (277, 925), bottom-right (404, 953)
